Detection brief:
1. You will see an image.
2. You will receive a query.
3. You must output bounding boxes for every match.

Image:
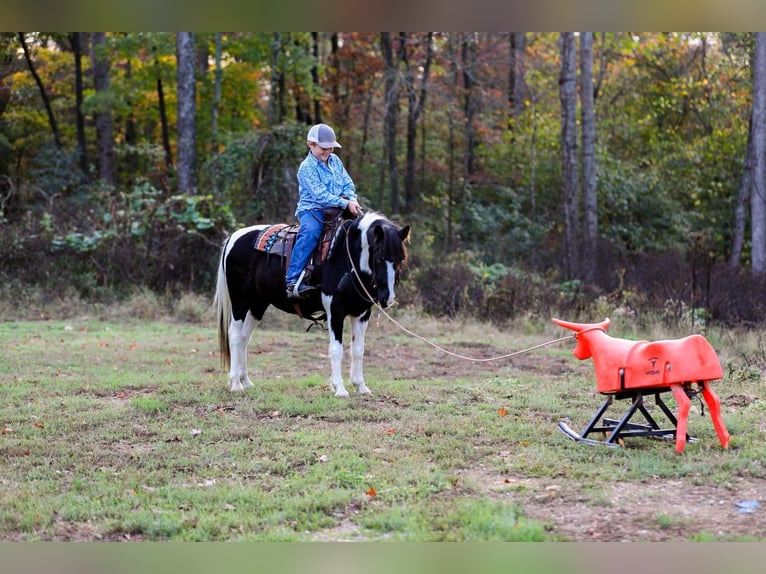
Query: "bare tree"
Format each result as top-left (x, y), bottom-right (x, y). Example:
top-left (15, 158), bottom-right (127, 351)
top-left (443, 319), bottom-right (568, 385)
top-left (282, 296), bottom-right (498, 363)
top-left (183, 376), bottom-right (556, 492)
top-left (92, 33), bottom-right (114, 184)
top-left (152, 44), bottom-right (172, 170)
top-left (268, 33), bottom-right (282, 125)
top-left (380, 32), bottom-right (402, 214)
top-left (176, 32), bottom-right (197, 194)
top-left (18, 33), bottom-right (61, 149)
top-left (462, 33), bottom-right (479, 177)
top-left (752, 32), bottom-right (766, 277)
top-left (508, 32), bottom-right (527, 129)
top-left (70, 33), bottom-right (88, 176)
top-left (211, 33), bottom-right (223, 153)
top-left (402, 32), bottom-right (433, 214)
top-left (730, 118), bottom-right (753, 267)
top-left (580, 32), bottom-right (597, 282)
top-left (446, 33), bottom-right (459, 246)
top-left (311, 32), bottom-right (322, 124)
top-left (559, 32), bottom-right (579, 279)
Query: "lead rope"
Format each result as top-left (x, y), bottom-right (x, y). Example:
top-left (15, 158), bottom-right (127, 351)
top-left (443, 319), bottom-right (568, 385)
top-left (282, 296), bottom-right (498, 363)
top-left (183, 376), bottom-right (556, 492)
top-left (375, 305), bottom-right (575, 362)
top-left (344, 232), bottom-right (574, 362)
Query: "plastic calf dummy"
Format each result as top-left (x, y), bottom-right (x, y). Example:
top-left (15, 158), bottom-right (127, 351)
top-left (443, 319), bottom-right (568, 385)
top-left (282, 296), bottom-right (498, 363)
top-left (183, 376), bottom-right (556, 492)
top-left (553, 317), bottom-right (730, 453)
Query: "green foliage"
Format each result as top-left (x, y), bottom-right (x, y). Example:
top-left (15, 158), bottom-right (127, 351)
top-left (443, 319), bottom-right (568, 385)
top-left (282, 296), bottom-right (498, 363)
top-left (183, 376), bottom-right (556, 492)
top-left (52, 183), bottom-right (235, 254)
top-left (200, 122), bottom-right (306, 223)
top-left (597, 153), bottom-right (690, 252)
top-left (1, 32), bottom-right (763, 322)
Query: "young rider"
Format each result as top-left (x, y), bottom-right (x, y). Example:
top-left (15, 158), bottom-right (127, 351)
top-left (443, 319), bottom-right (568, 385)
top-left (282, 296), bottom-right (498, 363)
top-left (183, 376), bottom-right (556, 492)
top-left (285, 123), bottom-right (362, 300)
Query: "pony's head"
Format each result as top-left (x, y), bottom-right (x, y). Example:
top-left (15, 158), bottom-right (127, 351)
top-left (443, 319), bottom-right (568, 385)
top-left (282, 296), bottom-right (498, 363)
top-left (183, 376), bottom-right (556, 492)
top-left (552, 317), bottom-right (611, 360)
top-left (356, 213), bottom-right (410, 308)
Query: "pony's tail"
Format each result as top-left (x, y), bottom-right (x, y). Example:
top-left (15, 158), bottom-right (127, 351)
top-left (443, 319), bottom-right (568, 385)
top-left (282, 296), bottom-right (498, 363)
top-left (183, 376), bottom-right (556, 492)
top-left (214, 245), bottom-right (232, 370)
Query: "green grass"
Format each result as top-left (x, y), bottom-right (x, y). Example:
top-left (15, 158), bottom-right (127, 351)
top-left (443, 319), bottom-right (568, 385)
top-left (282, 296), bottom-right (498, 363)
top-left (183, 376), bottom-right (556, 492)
top-left (1, 316), bottom-right (765, 541)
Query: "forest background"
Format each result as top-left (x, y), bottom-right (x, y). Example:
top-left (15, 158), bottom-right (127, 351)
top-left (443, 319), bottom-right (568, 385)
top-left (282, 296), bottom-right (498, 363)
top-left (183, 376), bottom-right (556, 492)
top-left (2, 32), bottom-right (766, 327)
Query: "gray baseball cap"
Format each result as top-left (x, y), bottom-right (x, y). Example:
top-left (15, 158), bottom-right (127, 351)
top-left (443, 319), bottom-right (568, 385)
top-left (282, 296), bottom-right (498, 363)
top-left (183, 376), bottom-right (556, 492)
top-left (307, 124), bottom-right (342, 149)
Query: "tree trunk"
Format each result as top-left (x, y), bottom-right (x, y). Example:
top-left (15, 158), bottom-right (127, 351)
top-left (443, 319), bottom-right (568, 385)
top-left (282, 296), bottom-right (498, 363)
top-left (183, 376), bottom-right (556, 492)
top-left (751, 32), bottom-right (766, 277)
top-left (380, 32), bottom-right (401, 214)
top-left (446, 34), bottom-right (459, 247)
top-left (268, 33), bottom-right (281, 125)
top-left (731, 116), bottom-right (753, 267)
top-left (176, 32), bottom-right (197, 194)
top-left (462, 33), bottom-right (478, 177)
top-left (209, 33), bottom-right (223, 196)
top-left (124, 57), bottom-right (138, 175)
top-left (92, 33), bottom-right (115, 185)
top-left (153, 44), bottom-right (172, 169)
top-left (330, 33), bottom-right (340, 103)
top-left (580, 32), bottom-right (597, 282)
top-left (70, 32), bottom-right (88, 177)
top-left (211, 33), bottom-right (222, 152)
top-left (403, 32), bottom-right (433, 214)
top-left (559, 32), bottom-right (580, 279)
top-left (732, 38), bottom-right (758, 269)
top-left (18, 33), bottom-right (62, 149)
top-left (508, 32), bottom-right (527, 129)
top-left (311, 32), bottom-right (322, 124)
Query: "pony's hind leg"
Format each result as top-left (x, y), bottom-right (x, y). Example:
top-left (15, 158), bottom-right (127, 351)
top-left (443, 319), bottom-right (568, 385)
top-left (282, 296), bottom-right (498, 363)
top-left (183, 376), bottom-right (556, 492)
top-left (228, 311), bottom-right (258, 392)
top-left (350, 315), bottom-right (371, 395)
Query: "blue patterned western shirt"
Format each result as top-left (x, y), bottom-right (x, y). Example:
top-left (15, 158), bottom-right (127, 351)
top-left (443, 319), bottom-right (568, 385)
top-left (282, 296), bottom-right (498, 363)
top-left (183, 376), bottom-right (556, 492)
top-left (295, 152), bottom-right (357, 216)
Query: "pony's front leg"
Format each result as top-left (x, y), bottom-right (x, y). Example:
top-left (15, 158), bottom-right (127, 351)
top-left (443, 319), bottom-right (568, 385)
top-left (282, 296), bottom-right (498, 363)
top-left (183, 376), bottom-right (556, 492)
top-left (324, 296), bottom-right (349, 398)
top-left (350, 315), bottom-right (371, 395)
top-left (328, 334), bottom-right (349, 397)
top-left (228, 312), bottom-right (257, 392)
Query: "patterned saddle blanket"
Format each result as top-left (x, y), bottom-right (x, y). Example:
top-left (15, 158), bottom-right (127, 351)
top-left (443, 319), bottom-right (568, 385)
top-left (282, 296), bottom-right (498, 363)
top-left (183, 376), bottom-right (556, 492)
top-left (252, 208), bottom-right (348, 274)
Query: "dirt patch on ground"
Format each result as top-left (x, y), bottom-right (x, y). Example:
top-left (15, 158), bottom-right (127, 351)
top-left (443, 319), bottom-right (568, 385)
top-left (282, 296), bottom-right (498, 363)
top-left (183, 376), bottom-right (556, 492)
top-left (461, 468), bottom-right (766, 541)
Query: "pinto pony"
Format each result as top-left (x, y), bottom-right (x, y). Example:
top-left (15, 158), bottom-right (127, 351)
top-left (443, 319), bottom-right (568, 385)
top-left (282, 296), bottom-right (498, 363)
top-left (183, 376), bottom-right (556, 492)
top-left (553, 317), bottom-right (730, 453)
top-left (215, 212), bottom-right (410, 396)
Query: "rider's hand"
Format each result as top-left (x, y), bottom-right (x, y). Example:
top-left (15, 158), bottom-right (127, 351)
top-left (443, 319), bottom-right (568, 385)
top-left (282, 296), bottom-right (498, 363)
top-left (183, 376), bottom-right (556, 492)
top-left (346, 200), bottom-right (362, 217)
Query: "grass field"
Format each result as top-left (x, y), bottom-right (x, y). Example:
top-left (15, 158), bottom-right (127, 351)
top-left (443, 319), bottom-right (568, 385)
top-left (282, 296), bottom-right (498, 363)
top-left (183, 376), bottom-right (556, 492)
top-left (1, 307), bottom-right (766, 542)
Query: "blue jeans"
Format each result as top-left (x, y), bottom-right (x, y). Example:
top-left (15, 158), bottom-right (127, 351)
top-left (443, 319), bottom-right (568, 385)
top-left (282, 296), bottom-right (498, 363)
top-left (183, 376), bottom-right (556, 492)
top-left (286, 209), bottom-right (324, 286)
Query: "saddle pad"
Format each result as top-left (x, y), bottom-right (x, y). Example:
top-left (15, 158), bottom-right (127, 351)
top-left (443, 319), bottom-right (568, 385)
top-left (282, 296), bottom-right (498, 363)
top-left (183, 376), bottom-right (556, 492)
top-left (254, 224), bottom-right (293, 254)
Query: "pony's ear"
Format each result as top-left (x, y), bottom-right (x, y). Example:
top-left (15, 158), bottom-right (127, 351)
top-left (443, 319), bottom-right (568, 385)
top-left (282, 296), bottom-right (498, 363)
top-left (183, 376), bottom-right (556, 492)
top-left (399, 225), bottom-right (411, 243)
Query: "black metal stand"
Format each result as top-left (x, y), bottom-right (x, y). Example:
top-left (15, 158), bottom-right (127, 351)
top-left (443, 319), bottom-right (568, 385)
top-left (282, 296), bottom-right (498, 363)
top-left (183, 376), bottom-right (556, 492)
top-left (558, 388), bottom-right (695, 447)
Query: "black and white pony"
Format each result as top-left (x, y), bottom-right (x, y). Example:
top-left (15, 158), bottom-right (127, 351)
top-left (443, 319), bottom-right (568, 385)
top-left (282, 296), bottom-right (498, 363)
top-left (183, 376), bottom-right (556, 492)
top-left (214, 212), bottom-right (410, 396)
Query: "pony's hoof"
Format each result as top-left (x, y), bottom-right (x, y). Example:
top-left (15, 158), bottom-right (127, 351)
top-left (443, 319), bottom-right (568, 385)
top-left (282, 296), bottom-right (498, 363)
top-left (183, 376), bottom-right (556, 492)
top-left (334, 388), bottom-right (350, 398)
top-left (229, 379), bottom-right (253, 392)
top-left (356, 385), bottom-right (372, 395)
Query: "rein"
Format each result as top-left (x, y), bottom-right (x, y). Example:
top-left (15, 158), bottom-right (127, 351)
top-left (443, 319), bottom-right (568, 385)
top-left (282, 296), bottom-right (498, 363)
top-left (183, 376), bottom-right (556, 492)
top-left (343, 225), bottom-right (574, 362)
top-left (344, 224), bottom-right (377, 304)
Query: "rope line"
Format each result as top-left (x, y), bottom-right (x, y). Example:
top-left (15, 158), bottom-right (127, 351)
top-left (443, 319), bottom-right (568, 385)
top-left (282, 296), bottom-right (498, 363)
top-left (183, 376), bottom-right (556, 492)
top-left (375, 304), bottom-right (575, 362)
top-left (343, 229), bottom-right (574, 362)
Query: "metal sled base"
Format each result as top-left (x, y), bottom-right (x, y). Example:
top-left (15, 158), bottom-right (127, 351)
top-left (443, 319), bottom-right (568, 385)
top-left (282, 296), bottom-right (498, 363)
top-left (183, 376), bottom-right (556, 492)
top-left (558, 388), bottom-right (696, 448)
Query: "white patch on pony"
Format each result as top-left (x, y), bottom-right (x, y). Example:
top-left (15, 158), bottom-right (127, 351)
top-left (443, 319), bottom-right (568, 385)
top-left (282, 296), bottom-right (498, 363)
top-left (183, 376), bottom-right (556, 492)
top-left (223, 225), bottom-right (269, 265)
top-left (350, 315), bottom-right (371, 394)
top-left (227, 310), bottom-right (258, 392)
top-left (322, 293), bottom-right (349, 397)
top-left (385, 261), bottom-right (396, 307)
top-left (357, 212), bottom-right (384, 275)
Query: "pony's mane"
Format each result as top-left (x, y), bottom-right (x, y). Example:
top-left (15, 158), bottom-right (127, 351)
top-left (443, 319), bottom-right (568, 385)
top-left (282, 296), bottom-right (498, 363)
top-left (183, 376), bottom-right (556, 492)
top-left (325, 212), bottom-right (408, 265)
